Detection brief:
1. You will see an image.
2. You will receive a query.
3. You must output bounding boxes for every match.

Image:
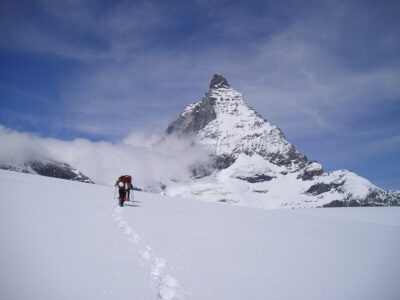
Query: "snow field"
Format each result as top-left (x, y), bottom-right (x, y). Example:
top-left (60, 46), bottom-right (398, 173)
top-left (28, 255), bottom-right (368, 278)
top-left (1, 169), bottom-right (400, 299)
top-left (119, 186), bottom-right (400, 300)
top-left (111, 207), bottom-right (181, 300)
top-left (0, 170), bottom-right (159, 299)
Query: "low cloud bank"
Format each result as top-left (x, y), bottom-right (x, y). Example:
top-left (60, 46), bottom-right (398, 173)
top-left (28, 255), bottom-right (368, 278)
top-left (0, 126), bottom-right (51, 164)
top-left (0, 125), bottom-right (210, 188)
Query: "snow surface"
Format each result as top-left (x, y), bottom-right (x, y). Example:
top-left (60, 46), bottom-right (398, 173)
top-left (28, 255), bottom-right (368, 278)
top-left (1, 170), bottom-right (400, 299)
top-left (166, 154), bottom-right (382, 209)
top-left (198, 87), bottom-right (294, 158)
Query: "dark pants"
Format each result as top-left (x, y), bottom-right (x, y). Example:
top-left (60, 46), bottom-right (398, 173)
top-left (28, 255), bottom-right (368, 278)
top-left (119, 189), bottom-right (126, 200)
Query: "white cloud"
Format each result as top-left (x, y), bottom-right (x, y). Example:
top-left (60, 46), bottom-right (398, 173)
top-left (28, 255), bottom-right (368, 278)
top-left (0, 126), bottom-right (52, 164)
top-left (0, 125), bottom-right (210, 188)
top-left (3, 0), bottom-right (399, 141)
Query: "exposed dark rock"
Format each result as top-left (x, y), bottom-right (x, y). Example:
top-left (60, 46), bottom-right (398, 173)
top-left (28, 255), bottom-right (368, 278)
top-left (253, 190), bottom-right (268, 194)
top-left (167, 95), bottom-right (217, 135)
top-left (299, 169), bottom-right (323, 181)
top-left (298, 163), bottom-right (324, 181)
top-left (265, 146), bottom-right (308, 169)
top-left (322, 200), bottom-right (361, 207)
top-left (322, 189), bottom-right (400, 207)
top-left (190, 163), bottom-right (213, 179)
top-left (0, 164), bottom-right (23, 172)
top-left (387, 190), bottom-right (400, 205)
top-left (211, 154), bottom-right (236, 170)
top-left (209, 73), bottom-right (230, 89)
top-left (0, 160), bottom-right (94, 183)
top-left (218, 198), bottom-right (237, 204)
top-left (166, 75), bottom-right (234, 136)
top-left (323, 199), bottom-right (385, 207)
top-left (305, 182), bottom-right (344, 196)
top-left (236, 174), bottom-right (275, 183)
top-left (31, 161), bottom-right (93, 183)
top-left (363, 190), bottom-right (400, 206)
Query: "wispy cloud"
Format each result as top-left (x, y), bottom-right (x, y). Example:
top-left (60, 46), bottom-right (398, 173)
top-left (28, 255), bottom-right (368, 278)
top-left (0, 125), bottom-right (210, 187)
top-left (0, 125), bottom-right (51, 164)
top-left (3, 0), bottom-right (398, 139)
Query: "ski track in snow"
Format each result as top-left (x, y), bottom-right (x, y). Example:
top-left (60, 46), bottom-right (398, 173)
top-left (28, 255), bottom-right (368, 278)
top-left (111, 206), bottom-right (181, 300)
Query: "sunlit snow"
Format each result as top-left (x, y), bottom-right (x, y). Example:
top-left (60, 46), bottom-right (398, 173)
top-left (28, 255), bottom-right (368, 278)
top-left (1, 170), bottom-right (399, 299)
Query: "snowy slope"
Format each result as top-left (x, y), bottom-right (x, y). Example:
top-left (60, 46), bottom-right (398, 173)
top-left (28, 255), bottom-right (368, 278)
top-left (0, 170), bottom-right (157, 299)
top-left (166, 74), bottom-right (399, 208)
top-left (0, 159), bottom-right (94, 183)
top-left (1, 170), bottom-right (400, 300)
top-left (166, 154), bottom-right (395, 209)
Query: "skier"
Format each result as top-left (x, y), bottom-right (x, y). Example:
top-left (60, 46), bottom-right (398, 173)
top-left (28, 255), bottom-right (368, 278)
top-left (115, 175), bottom-right (133, 207)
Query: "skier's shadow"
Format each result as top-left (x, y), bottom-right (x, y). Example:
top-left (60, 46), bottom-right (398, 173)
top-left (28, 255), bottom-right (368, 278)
top-left (124, 200), bottom-right (141, 208)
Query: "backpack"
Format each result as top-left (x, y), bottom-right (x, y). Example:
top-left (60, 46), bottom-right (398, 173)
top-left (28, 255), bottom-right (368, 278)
top-left (118, 175), bottom-right (132, 189)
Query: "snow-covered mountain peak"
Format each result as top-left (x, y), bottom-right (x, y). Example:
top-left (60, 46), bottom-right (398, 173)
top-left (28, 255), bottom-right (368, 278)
top-left (209, 73), bottom-right (231, 90)
top-left (168, 74), bottom-right (307, 169)
top-left (165, 74), bottom-right (399, 208)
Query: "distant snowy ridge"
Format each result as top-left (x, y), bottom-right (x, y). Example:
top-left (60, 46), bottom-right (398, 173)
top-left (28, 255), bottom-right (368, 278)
top-left (0, 159), bottom-right (94, 184)
top-left (166, 74), bottom-right (399, 208)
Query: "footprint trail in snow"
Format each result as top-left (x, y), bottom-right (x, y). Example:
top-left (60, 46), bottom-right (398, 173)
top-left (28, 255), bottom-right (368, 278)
top-left (111, 207), bottom-right (181, 300)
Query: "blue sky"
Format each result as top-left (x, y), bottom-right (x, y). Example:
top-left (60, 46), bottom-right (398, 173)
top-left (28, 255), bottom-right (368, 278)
top-left (1, 0), bottom-right (399, 190)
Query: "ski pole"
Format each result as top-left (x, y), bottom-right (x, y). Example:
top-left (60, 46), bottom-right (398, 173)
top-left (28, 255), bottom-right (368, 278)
top-left (113, 187), bottom-right (116, 200)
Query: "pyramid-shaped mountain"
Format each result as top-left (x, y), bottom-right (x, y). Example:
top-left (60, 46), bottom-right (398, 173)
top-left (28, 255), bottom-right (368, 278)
top-left (165, 74), bottom-right (399, 208)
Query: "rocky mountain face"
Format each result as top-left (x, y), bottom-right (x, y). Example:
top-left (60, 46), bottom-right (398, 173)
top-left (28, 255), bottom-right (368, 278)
top-left (165, 74), bottom-right (399, 208)
top-left (168, 74), bottom-right (310, 171)
top-left (0, 160), bottom-right (94, 184)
